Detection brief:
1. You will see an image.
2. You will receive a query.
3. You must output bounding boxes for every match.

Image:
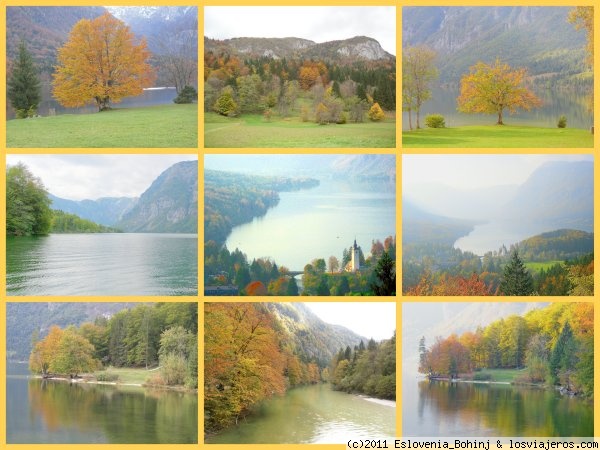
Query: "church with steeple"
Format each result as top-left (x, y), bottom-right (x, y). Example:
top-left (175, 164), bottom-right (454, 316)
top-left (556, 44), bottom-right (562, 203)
top-left (350, 239), bottom-right (361, 272)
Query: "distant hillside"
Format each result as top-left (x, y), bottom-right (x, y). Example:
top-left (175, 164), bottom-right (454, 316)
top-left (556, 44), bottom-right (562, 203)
top-left (516, 229), bottom-right (593, 262)
top-left (502, 161), bottom-right (593, 232)
top-left (6, 6), bottom-right (107, 75)
top-left (205, 35), bottom-right (394, 62)
top-left (268, 303), bottom-right (366, 367)
top-left (49, 195), bottom-right (137, 227)
top-left (403, 200), bottom-right (477, 245)
top-left (330, 154), bottom-right (395, 181)
top-left (403, 6), bottom-right (588, 83)
top-left (117, 160), bottom-right (198, 233)
top-left (6, 302), bottom-right (139, 361)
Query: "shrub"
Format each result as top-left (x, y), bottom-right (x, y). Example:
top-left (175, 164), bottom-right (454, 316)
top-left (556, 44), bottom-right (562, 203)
top-left (263, 108), bottom-right (272, 122)
top-left (315, 102), bottom-right (329, 125)
top-left (425, 114), bottom-right (446, 128)
top-left (96, 372), bottom-right (120, 382)
top-left (160, 353), bottom-right (187, 386)
top-left (472, 372), bottom-right (492, 381)
top-left (337, 111), bottom-right (348, 124)
top-left (300, 105), bottom-right (310, 122)
top-left (213, 88), bottom-right (237, 116)
top-left (557, 115), bottom-right (567, 128)
top-left (173, 85), bottom-right (198, 104)
top-left (368, 102), bottom-right (385, 121)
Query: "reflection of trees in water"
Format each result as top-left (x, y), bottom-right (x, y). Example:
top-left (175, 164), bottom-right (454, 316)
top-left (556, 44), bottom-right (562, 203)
top-left (417, 380), bottom-right (593, 436)
top-left (27, 380), bottom-right (198, 443)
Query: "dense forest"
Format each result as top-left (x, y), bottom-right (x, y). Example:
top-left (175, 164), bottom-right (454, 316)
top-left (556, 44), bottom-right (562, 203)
top-left (6, 163), bottom-right (121, 235)
top-left (204, 169), bottom-right (319, 244)
top-left (204, 302), bottom-right (394, 434)
top-left (418, 303), bottom-right (593, 398)
top-left (403, 229), bottom-right (593, 296)
top-left (330, 334), bottom-right (396, 400)
top-left (29, 303), bottom-right (198, 388)
top-left (205, 235), bottom-right (395, 296)
top-left (205, 39), bottom-right (395, 123)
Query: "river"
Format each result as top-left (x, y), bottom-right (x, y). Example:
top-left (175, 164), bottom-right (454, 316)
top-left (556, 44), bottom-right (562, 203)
top-left (206, 384), bottom-right (396, 444)
top-left (224, 179), bottom-right (396, 271)
top-left (403, 376), bottom-right (593, 436)
top-left (6, 362), bottom-right (198, 444)
top-left (6, 233), bottom-right (197, 296)
top-left (402, 86), bottom-right (592, 130)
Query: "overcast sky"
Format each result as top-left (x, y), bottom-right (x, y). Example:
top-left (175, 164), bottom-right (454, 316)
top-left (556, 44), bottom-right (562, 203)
top-left (204, 6), bottom-right (396, 55)
top-left (6, 154), bottom-right (197, 201)
top-left (305, 302), bottom-right (396, 341)
top-left (403, 154), bottom-right (593, 189)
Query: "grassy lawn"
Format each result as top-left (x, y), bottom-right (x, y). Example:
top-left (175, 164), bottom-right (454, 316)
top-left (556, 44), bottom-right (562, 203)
top-left (6, 104), bottom-right (198, 148)
top-left (204, 112), bottom-right (396, 148)
top-left (525, 261), bottom-right (563, 272)
top-left (476, 368), bottom-right (526, 383)
top-left (96, 367), bottom-right (159, 385)
top-left (402, 125), bottom-right (593, 148)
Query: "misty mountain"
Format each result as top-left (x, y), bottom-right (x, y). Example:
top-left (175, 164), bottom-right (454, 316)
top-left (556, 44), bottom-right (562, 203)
top-left (403, 200), bottom-right (478, 245)
top-left (6, 302), bottom-right (139, 361)
top-left (116, 161), bottom-right (198, 233)
top-left (205, 35), bottom-right (395, 62)
top-left (49, 195), bottom-right (138, 227)
top-left (501, 161), bottom-right (593, 232)
top-left (204, 154), bottom-right (395, 180)
top-left (403, 6), bottom-right (587, 83)
top-left (404, 183), bottom-right (518, 220)
top-left (405, 160), bottom-right (593, 245)
top-left (268, 303), bottom-right (367, 368)
top-left (402, 302), bottom-right (547, 372)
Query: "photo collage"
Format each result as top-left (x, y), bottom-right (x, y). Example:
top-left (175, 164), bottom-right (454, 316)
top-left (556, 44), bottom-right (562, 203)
top-left (1, 3), bottom-right (595, 446)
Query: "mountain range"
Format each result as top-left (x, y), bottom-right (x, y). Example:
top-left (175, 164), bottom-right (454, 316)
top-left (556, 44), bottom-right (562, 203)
top-left (6, 6), bottom-right (197, 76)
top-left (404, 160), bottom-right (593, 241)
top-left (403, 6), bottom-right (588, 83)
top-left (205, 35), bottom-right (395, 62)
top-left (50, 160), bottom-right (197, 233)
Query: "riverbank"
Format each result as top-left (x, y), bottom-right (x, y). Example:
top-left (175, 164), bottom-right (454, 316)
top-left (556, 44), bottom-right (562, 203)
top-left (7, 104), bottom-right (197, 148)
top-left (402, 125), bottom-right (593, 148)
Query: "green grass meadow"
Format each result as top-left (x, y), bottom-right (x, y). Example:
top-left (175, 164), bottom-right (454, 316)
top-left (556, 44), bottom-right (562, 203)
top-left (524, 261), bottom-right (563, 273)
top-left (6, 104), bottom-right (198, 148)
top-left (402, 125), bottom-right (593, 148)
top-left (96, 367), bottom-right (157, 385)
top-left (204, 112), bottom-right (396, 148)
top-left (476, 368), bottom-right (526, 383)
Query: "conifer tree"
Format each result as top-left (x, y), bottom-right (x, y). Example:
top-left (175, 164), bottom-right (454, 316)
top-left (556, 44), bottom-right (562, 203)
top-left (8, 41), bottom-right (41, 118)
top-left (499, 250), bottom-right (534, 295)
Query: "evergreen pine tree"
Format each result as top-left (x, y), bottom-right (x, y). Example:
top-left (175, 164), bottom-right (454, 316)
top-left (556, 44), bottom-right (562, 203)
top-left (499, 250), bottom-right (534, 295)
top-left (371, 250), bottom-right (396, 295)
top-left (8, 40), bottom-right (41, 117)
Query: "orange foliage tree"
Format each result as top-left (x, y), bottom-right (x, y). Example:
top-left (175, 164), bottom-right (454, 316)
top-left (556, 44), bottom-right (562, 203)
top-left (457, 58), bottom-right (542, 125)
top-left (53, 12), bottom-right (155, 111)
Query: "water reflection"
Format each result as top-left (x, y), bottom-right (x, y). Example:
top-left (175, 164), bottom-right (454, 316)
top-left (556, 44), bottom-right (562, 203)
top-left (7, 378), bottom-right (198, 443)
top-left (404, 380), bottom-right (593, 437)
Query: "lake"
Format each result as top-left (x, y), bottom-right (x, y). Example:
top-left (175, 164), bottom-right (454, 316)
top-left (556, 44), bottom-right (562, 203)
top-left (6, 362), bottom-right (198, 444)
top-left (206, 383), bottom-right (396, 444)
top-left (402, 86), bottom-right (592, 130)
top-left (7, 87), bottom-right (178, 119)
top-left (224, 180), bottom-right (396, 271)
top-left (453, 221), bottom-right (553, 256)
top-left (6, 233), bottom-right (197, 296)
top-left (403, 376), bottom-right (593, 437)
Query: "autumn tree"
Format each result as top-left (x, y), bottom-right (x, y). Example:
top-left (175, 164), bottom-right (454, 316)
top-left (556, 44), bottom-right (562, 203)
top-left (457, 59), bottom-right (542, 125)
top-left (8, 40), bottom-right (41, 118)
top-left (568, 7), bottom-right (593, 69)
top-left (368, 102), bottom-right (385, 121)
top-left (51, 327), bottom-right (98, 376)
top-left (29, 326), bottom-right (64, 375)
top-left (53, 12), bottom-right (156, 111)
top-left (402, 46), bottom-right (438, 129)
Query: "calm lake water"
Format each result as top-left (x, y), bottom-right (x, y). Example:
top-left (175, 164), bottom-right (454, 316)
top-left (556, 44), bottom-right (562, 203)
top-left (206, 384), bottom-right (396, 444)
top-left (224, 180), bottom-right (396, 271)
top-left (8, 87), bottom-right (178, 119)
top-left (6, 362), bottom-right (198, 444)
top-left (453, 221), bottom-right (552, 256)
top-left (6, 233), bottom-right (198, 296)
top-left (402, 86), bottom-right (592, 130)
top-left (403, 377), bottom-right (593, 437)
